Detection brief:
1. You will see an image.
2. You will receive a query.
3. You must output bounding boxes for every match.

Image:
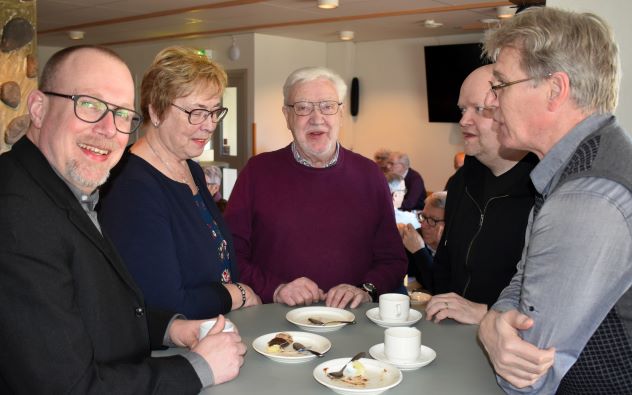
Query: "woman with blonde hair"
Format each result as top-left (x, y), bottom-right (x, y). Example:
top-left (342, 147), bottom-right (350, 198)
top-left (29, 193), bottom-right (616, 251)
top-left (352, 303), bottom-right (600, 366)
top-left (100, 47), bottom-right (260, 319)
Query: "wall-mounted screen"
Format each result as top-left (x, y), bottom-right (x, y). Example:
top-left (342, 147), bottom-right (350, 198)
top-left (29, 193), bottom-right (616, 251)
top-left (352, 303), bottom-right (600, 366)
top-left (424, 43), bottom-right (489, 123)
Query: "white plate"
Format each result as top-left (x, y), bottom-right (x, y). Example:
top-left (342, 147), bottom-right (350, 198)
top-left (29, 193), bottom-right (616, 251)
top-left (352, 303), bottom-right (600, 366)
top-left (286, 307), bottom-right (356, 333)
top-left (368, 343), bottom-right (436, 371)
top-left (252, 331), bottom-right (331, 363)
top-left (365, 307), bottom-right (422, 328)
top-left (313, 357), bottom-right (402, 395)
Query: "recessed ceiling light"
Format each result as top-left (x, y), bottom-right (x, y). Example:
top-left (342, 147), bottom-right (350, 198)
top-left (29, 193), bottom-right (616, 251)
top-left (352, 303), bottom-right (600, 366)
top-left (497, 6), bottom-right (515, 19)
top-left (67, 30), bottom-right (84, 40)
top-left (339, 30), bottom-right (354, 41)
top-left (424, 20), bottom-right (443, 29)
top-left (318, 0), bottom-right (338, 9)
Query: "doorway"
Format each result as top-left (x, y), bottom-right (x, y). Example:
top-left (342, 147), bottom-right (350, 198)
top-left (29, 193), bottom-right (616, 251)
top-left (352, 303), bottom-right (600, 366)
top-left (212, 69), bottom-right (249, 171)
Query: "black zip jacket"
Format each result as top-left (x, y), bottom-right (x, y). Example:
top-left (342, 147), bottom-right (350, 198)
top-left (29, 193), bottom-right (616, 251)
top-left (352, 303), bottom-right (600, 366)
top-left (432, 153), bottom-right (538, 306)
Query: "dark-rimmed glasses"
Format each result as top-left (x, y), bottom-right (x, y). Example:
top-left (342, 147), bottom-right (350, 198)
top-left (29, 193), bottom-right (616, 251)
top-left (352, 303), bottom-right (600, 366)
top-left (43, 92), bottom-right (143, 134)
top-left (286, 101), bottom-right (342, 116)
top-left (171, 103), bottom-right (228, 125)
top-left (489, 78), bottom-right (534, 99)
top-left (417, 212), bottom-right (444, 227)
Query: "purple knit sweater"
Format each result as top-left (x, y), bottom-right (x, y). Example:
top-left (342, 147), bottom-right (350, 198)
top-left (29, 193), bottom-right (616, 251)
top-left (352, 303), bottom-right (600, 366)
top-left (224, 145), bottom-right (407, 303)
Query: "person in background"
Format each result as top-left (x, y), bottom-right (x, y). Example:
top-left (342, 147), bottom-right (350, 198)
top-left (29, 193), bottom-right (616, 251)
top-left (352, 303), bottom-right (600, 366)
top-left (444, 151), bottom-right (467, 189)
top-left (386, 151), bottom-right (427, 210)
top-left (453, 151), bottom-right (465, 170)
top-left (478, 8), bottom-right (632, 393)
top-left (400, 191), bottom-right (447, 291)
top-left (0, 45), bottom-right (245, 394)
top-left (427, 64), bottom-right (537, 326)
top-left (202, 165), bottom-right (227, 212)
top-left (99, 46), bottom-right (260, 320)
top-left (224, 66), bottom-right (407, 308)
top-left (386, 172), bottom-right (420, 229)
top-left (373, 148), bottom-right (391, 173)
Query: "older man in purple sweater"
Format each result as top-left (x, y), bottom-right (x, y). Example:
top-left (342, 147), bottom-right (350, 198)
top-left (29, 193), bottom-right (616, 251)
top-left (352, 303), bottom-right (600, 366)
top-left (224, 66), bottom-right (407, 309)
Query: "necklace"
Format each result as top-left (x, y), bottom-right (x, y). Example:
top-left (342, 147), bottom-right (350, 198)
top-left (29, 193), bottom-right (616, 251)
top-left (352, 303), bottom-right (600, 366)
top-left (146, 137), bottom-right (190, 185)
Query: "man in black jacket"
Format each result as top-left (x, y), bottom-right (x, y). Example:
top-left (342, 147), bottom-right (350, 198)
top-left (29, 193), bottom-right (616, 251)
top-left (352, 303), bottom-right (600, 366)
top-left (0, 45), bottom-right (246, 394)
top-left (425, 65), bottom-right (537, 324)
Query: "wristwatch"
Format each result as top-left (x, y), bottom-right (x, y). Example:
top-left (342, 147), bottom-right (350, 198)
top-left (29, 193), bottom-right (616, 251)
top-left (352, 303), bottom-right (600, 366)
top-left (361, 282), bottom-right (378, 302)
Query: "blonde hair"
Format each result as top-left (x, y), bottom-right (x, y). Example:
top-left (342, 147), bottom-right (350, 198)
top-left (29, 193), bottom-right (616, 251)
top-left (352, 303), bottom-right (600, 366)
top-left (140, 46), bottom-right (228, 123)
top-left (483, 7), bottom-right (619, 113)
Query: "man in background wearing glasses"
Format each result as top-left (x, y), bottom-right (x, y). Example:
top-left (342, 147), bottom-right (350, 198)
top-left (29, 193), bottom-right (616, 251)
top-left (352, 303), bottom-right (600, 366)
top-left (400, 191), bottom-right (447, 291)
top-left (0, 45), bottom-right (245, 394)
top-left (478, 7), bottom-right (632, 393)
top-left (425, 64), bottom-right (538, 326)
top-left (225, 66), bottom-right (406, 309)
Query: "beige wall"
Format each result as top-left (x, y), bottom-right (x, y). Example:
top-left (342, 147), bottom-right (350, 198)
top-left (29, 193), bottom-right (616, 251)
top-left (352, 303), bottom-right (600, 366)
top-left (347, 34), bottom-right (481, 192)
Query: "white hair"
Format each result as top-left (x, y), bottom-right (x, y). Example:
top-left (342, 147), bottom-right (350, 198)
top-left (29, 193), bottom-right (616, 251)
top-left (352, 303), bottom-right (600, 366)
top-left (283, 66), bottom-right (347, 104)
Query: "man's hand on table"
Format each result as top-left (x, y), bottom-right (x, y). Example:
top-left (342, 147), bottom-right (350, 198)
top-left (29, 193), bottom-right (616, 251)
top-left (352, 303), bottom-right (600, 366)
top-left (273, 277), bottom-right (325, 306)
top-left (325, 284), bottom-right (371, 309)
top-left (425, 292), bottom-right (487, 324)
top-left (478, 309), bottom-right (555, 388)
top-left (192, 315), bottom-right (247, 385)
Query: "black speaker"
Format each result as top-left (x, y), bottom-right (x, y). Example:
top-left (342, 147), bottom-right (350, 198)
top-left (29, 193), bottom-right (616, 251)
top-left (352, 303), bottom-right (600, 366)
top-left (350, 77), bottom-right (359, 116)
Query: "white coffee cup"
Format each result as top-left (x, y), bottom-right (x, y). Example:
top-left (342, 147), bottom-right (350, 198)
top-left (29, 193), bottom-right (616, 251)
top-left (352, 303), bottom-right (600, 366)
top-left (199, 319), bottom-right (235, 339)
top-left (379, 293), bottom-right (410, 322)
top-left (384, 327), bottom-right (421, 363)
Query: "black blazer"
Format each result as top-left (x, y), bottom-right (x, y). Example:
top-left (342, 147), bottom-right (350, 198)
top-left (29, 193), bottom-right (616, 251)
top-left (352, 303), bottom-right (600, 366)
top-left (0, 137), bottom-right (201, 394)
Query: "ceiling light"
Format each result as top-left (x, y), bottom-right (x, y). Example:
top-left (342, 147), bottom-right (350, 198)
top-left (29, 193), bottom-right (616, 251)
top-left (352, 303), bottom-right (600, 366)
top-left (497, 6), bottom-right (515, 19)
top-left (318, 0), bottom-right (338, 9)
top-left (67, 30), bottom-right (84, 40)
top-left (339, 30), bottom-right (354, 41)
top-left (424, 20), bottom-right (443, 29)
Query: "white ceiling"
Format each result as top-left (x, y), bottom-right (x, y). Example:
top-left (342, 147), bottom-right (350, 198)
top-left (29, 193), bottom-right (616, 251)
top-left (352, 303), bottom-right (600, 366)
top-left (37, 0), bottom-right (522, 47)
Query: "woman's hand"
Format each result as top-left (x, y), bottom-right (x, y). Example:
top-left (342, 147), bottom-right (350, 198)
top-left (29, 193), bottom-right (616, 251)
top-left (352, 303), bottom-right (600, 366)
top-left (225, 283), bottom-right (262, 310)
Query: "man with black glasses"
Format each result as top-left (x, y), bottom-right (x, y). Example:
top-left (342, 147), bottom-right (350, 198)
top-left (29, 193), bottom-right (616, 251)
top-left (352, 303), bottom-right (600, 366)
top-left (400, 191), bottom-right (447, 291)
top-left (0, 45), bottom-right (245, 394)
top-left (425, 64), bottom-right (538, 325)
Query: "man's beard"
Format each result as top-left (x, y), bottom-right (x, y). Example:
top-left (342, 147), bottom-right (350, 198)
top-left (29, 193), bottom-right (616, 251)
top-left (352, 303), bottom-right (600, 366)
top-left (66, 159), bottom-right (110, 192)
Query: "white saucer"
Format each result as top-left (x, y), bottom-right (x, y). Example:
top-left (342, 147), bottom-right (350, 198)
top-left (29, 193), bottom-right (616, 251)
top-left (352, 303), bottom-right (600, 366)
top-left (368, 343), bottom-right (436, 371)
top-left (365, 307), bottom-right (422, 328)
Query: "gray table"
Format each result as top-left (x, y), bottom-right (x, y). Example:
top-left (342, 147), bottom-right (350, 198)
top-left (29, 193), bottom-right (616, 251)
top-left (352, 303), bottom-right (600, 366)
top-left (158, 303), bottom-right (504, 394)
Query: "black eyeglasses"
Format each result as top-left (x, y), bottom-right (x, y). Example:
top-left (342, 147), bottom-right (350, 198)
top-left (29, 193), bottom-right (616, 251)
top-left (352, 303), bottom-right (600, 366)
top-left (489, 78), bottom-right (534, 99)
top-left (171, 103), bottom-right (228, 125)
top-left (417, 212), bottom-right (444, 227)
top-left (43, 92), bottom-right (143, 134)
top-left (489, 74), bottom-right (553, 99)
top-left (286, 101), bottom-right (342, 116)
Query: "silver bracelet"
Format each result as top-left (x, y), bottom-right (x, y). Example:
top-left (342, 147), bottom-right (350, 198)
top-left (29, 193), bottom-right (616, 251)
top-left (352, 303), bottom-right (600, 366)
top-left (235, 283), bottom-right (247, 308)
